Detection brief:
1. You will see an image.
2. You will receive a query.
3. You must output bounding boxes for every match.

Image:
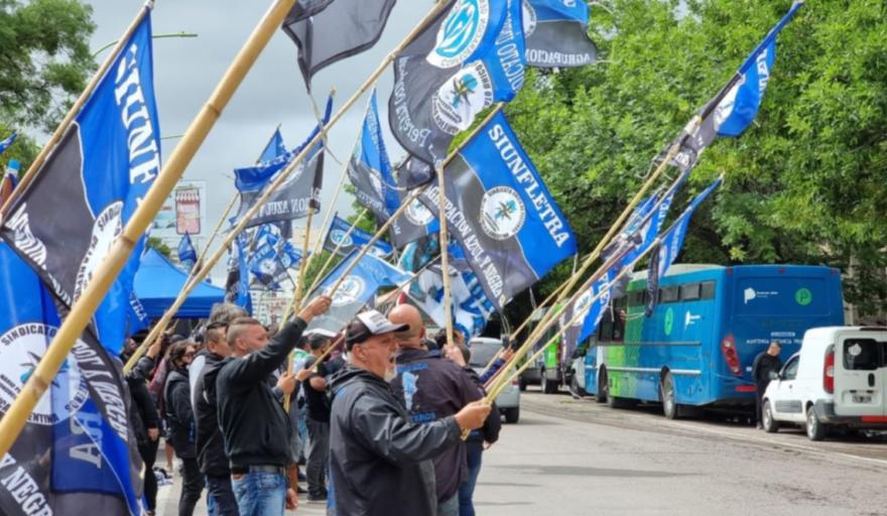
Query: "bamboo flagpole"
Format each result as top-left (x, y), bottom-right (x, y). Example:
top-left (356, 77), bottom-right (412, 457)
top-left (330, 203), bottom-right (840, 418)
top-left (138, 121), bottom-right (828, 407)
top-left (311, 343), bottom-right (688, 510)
top-left (282, 205), bottom-right (315, 412)
top-left (0, 2), bottom-right (152, 219)
top-left (124, 0), bottom-right (454, 373)
top-left (0, 0), bottom-right (299, 458)
top-left (435, 163), bottom-right (456, 347)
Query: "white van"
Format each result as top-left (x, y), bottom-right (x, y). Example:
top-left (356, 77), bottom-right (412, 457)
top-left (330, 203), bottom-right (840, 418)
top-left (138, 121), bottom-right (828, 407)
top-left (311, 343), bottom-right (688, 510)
top-left (762, 326), bottom-right (887, 440)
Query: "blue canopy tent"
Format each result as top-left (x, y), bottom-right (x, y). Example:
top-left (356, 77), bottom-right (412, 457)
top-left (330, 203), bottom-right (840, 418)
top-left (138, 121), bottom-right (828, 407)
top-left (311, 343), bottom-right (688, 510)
top-left (134, 247), bottom-right (225, 319)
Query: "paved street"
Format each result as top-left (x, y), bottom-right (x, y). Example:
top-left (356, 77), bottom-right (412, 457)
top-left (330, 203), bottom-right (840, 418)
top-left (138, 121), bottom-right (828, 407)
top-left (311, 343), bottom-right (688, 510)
top-left (160, 388), bottom-right (887, 515)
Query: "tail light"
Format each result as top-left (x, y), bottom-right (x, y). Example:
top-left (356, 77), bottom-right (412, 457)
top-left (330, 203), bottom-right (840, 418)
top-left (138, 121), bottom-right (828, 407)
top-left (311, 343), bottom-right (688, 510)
top-left (823, 346), bottom-right (835, 394)
top-left (721, 334), bottom-right (742, 376)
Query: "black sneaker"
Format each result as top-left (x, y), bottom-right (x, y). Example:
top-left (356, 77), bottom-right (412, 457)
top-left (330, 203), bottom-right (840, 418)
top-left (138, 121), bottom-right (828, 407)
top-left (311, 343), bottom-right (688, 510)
top-left (308, 491), bottom-right (327, 502)
top-left (297, 486), bottom-right (308, 495)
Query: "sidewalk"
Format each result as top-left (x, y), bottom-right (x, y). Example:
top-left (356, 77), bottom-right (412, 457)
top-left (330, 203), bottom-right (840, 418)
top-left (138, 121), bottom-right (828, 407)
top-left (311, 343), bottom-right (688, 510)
top-left (157, 465), bottom-right (328, 516)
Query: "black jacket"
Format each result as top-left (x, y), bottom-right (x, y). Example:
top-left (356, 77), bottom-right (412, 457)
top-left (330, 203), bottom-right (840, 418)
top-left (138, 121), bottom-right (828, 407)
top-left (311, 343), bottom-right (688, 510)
top-left (389, 348), bottom-right (483, 503)
top-left (329, 366), bottom-right (462, 516)
top-left (752, 352), bottom-right (783, 389)
top-left (164, 368), bottom-right (196, 458)
top-left (126, 368), bottom-right (160, 448)
top-left (462, 366), bottom-right (501, 446)
top-left (194, 352), bottom-right (229, 477)
top-left (216, 318), bottom-right (306, 468)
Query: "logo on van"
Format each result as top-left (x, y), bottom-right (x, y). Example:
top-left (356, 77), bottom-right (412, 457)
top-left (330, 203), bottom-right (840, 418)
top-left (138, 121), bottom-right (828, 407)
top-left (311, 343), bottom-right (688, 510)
top-left (743, 287), bottom-right (778, 305)
top-left (795, 288), bottom-right (812, 306)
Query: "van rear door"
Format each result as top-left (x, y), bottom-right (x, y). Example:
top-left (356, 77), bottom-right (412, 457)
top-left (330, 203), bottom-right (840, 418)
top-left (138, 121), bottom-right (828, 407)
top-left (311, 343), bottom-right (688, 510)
top-left (834, 331), bottom-right (887, 417)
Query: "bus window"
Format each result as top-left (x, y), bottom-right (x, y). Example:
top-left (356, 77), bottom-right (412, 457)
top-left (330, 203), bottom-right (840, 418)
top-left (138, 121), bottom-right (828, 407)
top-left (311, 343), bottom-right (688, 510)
top-left (611, 308), bottom-right (626, 342)
top-left (660, 286), bottom-right (680, 304)
top-left (682, 283), bottom-right (701, 301)
top-left (700, 281), bottom-right (716, 300)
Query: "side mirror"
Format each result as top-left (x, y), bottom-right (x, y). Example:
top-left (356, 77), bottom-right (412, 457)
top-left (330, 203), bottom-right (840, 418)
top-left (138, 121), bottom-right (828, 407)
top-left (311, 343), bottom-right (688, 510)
top-left (769, 370), bottom-right (780, 381)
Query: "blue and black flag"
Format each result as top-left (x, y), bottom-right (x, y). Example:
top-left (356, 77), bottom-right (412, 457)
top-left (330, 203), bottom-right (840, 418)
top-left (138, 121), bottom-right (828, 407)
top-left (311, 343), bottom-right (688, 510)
top-left (177, 232), bottom-right (197, 272)
top-left (0, 240), bottom-right (144, 515)
top-left (420, 112), bottom-right (576, 310)
top-left (388, 167), bottom-right (441, 248)
top-left (258, 127), bottom-right (287, 164)
top-left (306, 250), bottom-right (410, 335)
top-left (283, 0), bottom-right (395, 88)
top-left (0, 132), bottom-right (16, 156)
top-left (232, 96), bottom-right (332, 228)
top-left (225, 232), bottom-right (253, 314)
top-left (348, 90), bottom-right (400, 223)
top-left (0, 11), bottom-right (160, 355)
top-left (523, 0), bottom-right (597, 68)
top-left (323, 214), bottom-right (393, 259)
top-left (669, 2), bottom-right (803, 172)
top-left (389, 0), bottom-right (525, 178)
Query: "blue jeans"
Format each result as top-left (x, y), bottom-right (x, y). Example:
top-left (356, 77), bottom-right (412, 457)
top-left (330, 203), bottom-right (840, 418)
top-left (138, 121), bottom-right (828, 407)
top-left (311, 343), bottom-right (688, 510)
top-left (207, 475), bottom-right (240, 516)
top-left (458, 444), bottom-right (484, 516)
top-left (232, 471), bottom-right (286, 516)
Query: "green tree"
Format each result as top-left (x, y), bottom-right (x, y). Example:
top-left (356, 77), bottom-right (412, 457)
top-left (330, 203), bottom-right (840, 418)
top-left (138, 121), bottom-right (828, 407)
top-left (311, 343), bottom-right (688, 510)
top-left (503, 0), bottom-right (887, 320)
top-left (147, 236), bottom-right (171, 258)
top-left (0, 0), bottom-right (96, 133)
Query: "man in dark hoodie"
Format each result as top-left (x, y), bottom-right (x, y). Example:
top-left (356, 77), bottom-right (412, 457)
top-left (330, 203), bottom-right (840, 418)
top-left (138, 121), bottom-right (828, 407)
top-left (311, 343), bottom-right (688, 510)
top-left (193, 322), bottom-right (239, 515)
top-left (216, 296), bottom-right (331, 516)
top-left (123, 337), bottom-right (163, 516)
top-left (328, 310), bottom-right (491, 516)
top-left (164, 340), bottom-right (203, 516)
top-left (388, 305), bottom-right (485, 516)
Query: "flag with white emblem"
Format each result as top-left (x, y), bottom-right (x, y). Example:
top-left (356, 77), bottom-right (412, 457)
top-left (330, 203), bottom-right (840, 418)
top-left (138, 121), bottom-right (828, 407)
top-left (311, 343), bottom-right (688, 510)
top-left (322, 214), bottom-right (393, 259)
top-left (419, 112), bottom-right (576, 310)
top-left (347, 90), bottom-right (400, 223)
top-left (522, 0), bottom-right (597, 68)
top-left (0, 11), bottom-right (160, 355)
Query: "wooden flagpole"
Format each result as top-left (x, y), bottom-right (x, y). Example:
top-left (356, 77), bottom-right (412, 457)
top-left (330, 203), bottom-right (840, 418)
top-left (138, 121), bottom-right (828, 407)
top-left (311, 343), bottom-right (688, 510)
top-left (0, 2), bottom-right (153, 220)
top-left (123, 0), bottom-right (453, 373)
top-left (0, 0), bottom-right (299, 458)
top-left (435, 163), bottom-right (456, 347)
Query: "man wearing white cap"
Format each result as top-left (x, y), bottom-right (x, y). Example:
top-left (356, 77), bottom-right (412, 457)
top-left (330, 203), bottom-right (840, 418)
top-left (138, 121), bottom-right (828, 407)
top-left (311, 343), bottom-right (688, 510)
top-left (327, 310), bottom-right (491, 516)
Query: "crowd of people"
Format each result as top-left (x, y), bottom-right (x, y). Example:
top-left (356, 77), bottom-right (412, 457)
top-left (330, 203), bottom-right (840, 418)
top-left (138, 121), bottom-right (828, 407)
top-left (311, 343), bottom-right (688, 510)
top-left (121, 298), bottom-right (514, 516)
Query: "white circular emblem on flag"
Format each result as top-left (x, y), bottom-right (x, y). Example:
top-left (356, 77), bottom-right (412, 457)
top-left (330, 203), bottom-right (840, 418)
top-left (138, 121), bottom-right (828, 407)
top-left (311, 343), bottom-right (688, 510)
top-left (330, 229), bottom-right (354, 247)
top-left (521, 0), bottom-right (537, 37)
top-left (329, 275), bottom-right (366, 307)
top-left (480, 187), bottom-right (526, 240)
top-left (427, 0), bottom-right (491, 69)
top-left (405, 198), bottom-right (435, 227)
top-left (432, 62), bottom-right (494, 136)
top-left (571, 290), bottom-right (593, 328)
top-left (367, 167), bottom-right (385, 198)
top-left (368, 246), bottom-right (388, 258)
top-left (75, 201), bottom-right (124, 300)
top-left (0, 324), bottom-right (89, 426)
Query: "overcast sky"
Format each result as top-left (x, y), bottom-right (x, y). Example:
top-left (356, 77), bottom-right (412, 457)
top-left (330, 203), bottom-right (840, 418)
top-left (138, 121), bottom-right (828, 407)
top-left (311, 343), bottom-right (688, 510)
top-left (86, 0), bottom-right (428, 282)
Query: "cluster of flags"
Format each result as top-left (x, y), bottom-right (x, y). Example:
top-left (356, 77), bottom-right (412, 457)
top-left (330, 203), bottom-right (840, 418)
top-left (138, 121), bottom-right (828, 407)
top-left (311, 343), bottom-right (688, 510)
top-left (0, 0), bottom-right (802, 512)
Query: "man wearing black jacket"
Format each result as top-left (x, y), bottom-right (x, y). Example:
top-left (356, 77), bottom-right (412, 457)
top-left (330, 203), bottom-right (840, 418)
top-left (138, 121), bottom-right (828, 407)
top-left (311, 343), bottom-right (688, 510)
top-left (193, 322), bottom-right (239, 515)
top-left (388, 305), bottom-right (484, 516)
top-left (123, 338), bottom-right (162, 516)
top-left (164, 341), bottom-right (202, 516)
top-left (216, 296), bottom-right (330, 516)
top-left (328, 310), bottom-right (491, 516)
top-left (752, 341), bottom-right (783, 429)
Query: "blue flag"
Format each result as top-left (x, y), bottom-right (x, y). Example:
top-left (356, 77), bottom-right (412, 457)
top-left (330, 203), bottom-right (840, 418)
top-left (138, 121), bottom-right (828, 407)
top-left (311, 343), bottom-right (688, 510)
top-left (177, 232), bottom-right (197, 272)
top-left (559, 267), bottom-right (613, 360)
top-left (258, 127), bottom-right (287, 164)
top-left (0, 240), bottom-right (144, 515)
top-left (248, 224), bottom-right (302, 290)
top-left (126, 291), bottom-right (150, 336)
top-left (0, 160), bottom-right (19, 206)
top-left (523, 0), bottom-right (597, 68)
top-left (671, 2), bottom-right (802, 171)
top-left (389, 169), bottom-right (441, 249)
top-left (307, 250), bottom-right (411, 334)
top-left (323, 214), bottom-right (393, 259)
top-left (389, 0), bottom-right (526, 176)
top-left (420, 111), bottom-right (576, 309)
top-left (0, 12), bottom-right (160, 355)
top-left (347, 90), bottom-right (400, 223)
top-left (225, 232), bottom-right (253, 314)
top-left (653, 177), bottom-right (723, 281)
top-left (0, 132), bottom-right (16, 155)
top-left (232, 96), bottom-right (333, 228)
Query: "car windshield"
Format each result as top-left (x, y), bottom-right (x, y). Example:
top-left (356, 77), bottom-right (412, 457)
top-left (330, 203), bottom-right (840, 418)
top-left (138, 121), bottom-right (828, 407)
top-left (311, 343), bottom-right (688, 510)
top-left (469, 340), bottom-right (501, 368)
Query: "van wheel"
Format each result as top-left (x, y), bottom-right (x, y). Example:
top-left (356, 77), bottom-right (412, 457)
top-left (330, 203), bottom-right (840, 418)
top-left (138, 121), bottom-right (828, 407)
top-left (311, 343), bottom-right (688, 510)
top-left (762, 400), bottom-right (779, 433)
top-left (806, 405), bottom-right (827, 441)
top-left (541, 370), bottom-right (557, 394)
top-left (661, 372), bottom-right (679, 420)
top-left (504, 407), bottom-right (520, 424)
top-left (596, 370), bottom-right (607, 404)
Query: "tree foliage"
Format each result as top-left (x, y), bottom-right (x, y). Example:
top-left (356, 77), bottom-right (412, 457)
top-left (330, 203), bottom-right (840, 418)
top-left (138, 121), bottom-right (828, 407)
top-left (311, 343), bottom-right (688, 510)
top-left (503, 0), bottom-right (887, 320)
top-left (0, 0), bottom-right (96, 133)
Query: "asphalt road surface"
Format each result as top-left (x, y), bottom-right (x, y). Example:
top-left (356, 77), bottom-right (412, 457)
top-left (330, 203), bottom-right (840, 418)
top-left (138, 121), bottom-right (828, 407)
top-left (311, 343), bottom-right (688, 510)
top-left (160, 388), bottom-right (887, 515)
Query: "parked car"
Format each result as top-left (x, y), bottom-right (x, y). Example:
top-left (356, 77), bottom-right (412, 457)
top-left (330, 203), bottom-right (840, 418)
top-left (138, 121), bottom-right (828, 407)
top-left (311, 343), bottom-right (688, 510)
top-left (518, 320), bottom-right (566, 394)
top-left (469, 337), bottom-right (520, 424)
top-left (762, 326), bottom-right (887, 440)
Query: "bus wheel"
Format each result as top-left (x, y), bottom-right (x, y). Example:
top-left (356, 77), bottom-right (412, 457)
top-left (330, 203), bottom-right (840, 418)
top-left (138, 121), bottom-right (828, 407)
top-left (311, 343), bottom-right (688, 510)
top-left (661, 372), bottom-right (679, 420)
top-left (596, 369), bottom-right (608, 404)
